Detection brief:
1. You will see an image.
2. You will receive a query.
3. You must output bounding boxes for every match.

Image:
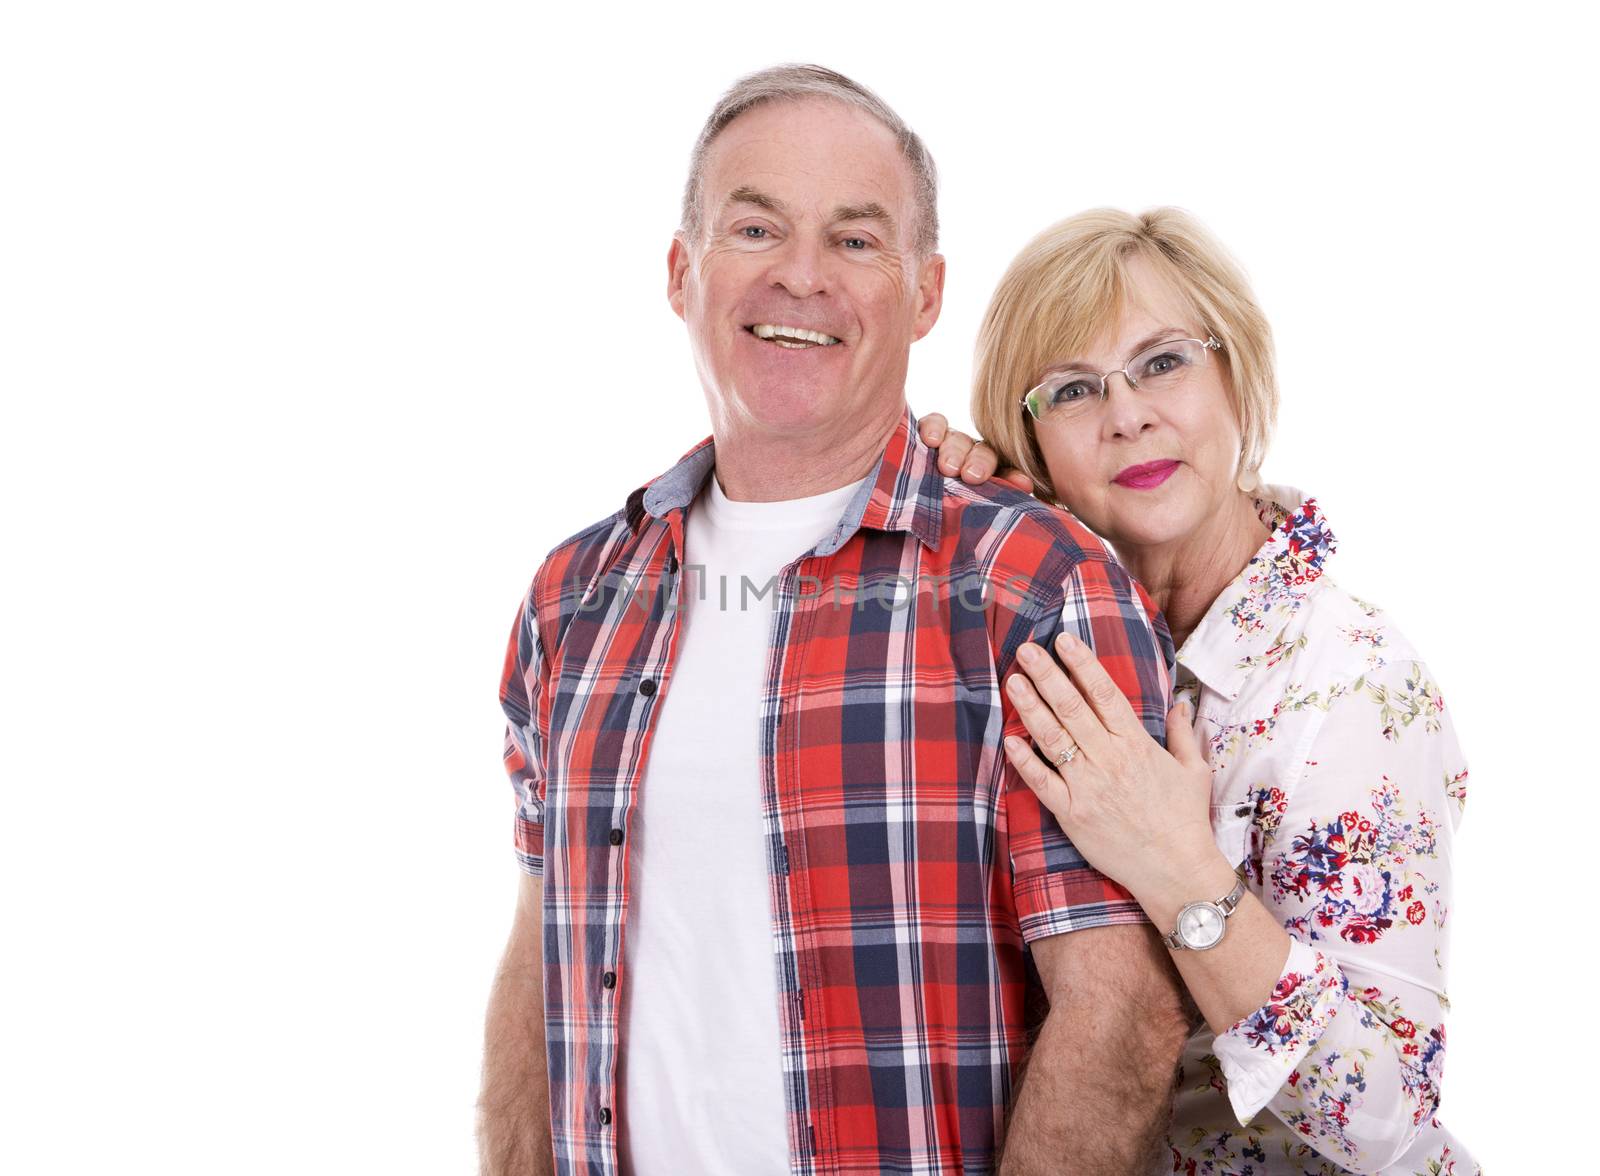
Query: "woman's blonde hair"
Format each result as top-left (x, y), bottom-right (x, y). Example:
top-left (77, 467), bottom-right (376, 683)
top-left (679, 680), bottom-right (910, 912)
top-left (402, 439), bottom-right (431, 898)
top-left (972, 207), bottom-right (1277, 503)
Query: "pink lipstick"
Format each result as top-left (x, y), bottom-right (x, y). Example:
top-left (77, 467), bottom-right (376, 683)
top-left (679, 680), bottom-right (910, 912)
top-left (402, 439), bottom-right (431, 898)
top-left (1113, 460), bottom-right (1180, 489)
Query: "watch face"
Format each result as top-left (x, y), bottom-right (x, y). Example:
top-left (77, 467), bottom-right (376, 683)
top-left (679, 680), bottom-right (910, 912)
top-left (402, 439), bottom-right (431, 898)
top-left (1178, 902), bottom-right (1226, 950)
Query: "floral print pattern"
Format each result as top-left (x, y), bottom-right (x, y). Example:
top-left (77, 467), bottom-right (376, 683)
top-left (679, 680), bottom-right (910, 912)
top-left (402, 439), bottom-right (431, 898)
top-left (1345, 986), bottom-right (1448, 1126)
top-left (1223, 498), bottom-right (1336, 638)
top-left (1236, 951), bottom-right (1346, 1055)
top-left (1167, 486), bottom-right (1477, 1174)
top-left (1270, 778), bottom-right (1439, 946)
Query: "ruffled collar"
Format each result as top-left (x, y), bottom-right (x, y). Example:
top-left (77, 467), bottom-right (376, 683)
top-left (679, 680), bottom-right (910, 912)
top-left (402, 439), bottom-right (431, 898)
top-left (1176, 486), bottom-right (1337, 701)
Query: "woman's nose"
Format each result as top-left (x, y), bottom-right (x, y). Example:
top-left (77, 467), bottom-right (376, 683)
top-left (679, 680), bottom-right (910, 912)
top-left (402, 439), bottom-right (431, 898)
top-left (1102, 374), bottom-right (1158, 438)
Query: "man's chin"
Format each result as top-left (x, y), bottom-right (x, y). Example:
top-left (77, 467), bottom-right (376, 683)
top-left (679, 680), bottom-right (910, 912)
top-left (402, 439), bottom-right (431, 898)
top-left (735, 387), bottom-right (848, 435)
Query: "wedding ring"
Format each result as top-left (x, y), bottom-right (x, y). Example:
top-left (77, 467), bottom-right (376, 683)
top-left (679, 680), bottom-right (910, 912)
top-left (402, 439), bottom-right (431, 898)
top-left (1051, 743), bottom-right (1078, 768)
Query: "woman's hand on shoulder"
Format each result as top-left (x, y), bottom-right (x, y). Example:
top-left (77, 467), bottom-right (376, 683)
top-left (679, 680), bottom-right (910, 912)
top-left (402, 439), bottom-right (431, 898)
top-left (1001, 631), bottom-right (1217, 904)
top-left (917, 413), bottom-right (1034, 492)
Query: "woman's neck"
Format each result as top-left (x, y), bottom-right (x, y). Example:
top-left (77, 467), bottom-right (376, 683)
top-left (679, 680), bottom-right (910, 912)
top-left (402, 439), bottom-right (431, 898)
top-left (1118, 491), bottom-right (1272, 651)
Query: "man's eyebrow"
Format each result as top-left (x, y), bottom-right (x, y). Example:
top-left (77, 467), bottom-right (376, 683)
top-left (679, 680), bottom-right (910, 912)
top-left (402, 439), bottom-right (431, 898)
top-left (831, 202), bottom-right (896, 233)
top-left (723, 186), bottom-right (787, 214)
top-left (1044, 327), bottom-right (1193, 373)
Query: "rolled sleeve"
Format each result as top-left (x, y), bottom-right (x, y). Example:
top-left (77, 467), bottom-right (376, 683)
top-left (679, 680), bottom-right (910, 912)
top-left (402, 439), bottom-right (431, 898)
top-left (1214, 937), bottom-right (1339, 1125)
top-left (500, 587), bottom-right (548, 877)
top-left (1004, 557), bottom-right (1175, 942)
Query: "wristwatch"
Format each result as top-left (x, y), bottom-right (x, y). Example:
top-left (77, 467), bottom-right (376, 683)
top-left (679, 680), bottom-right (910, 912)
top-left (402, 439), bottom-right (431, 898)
top-left (1162, 874), bottom-right (1247, 952)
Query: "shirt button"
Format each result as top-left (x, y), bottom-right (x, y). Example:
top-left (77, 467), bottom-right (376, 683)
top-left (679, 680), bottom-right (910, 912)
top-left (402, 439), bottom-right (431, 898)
top-left (603, 970), bottom-right (617, 989)
top-left (609, 828), bottom-right (624, 846)
top-left (639, 678), bottom-right (657, 697)
top-left (598, 1107), bottom-right (612, 1126)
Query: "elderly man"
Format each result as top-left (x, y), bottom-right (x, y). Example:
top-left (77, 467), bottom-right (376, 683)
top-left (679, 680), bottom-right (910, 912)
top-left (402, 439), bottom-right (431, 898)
top-left (478, 66), bottom-right (1188, 1175)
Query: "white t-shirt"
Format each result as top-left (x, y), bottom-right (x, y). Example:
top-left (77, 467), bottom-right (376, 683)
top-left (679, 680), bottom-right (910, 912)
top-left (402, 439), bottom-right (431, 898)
top-left (617, 472), bottom-right (869, 1176)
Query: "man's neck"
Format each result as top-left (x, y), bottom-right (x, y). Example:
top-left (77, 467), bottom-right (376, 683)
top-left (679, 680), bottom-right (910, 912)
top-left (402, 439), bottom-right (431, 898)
top-left (711, 401), bottom-right (904, 503)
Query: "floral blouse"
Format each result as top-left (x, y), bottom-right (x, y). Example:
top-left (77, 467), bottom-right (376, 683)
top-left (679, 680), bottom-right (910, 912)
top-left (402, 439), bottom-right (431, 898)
top-left (1164, 487), bottom-right (1478, 1175)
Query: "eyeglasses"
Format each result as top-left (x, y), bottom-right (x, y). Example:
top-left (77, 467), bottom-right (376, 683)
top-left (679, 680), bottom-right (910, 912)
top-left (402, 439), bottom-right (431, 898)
top-left (1020, 335), bottom-right (1223, 423)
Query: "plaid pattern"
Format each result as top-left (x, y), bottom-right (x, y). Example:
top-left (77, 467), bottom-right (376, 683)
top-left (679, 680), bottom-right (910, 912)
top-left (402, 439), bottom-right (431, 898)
top-left (500, 408), bottom-right (1173, 1175)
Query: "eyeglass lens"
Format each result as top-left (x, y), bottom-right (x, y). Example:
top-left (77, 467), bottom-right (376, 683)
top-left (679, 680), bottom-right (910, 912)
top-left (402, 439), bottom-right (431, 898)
top-left (1028, 338), bottom-right (1208, 421)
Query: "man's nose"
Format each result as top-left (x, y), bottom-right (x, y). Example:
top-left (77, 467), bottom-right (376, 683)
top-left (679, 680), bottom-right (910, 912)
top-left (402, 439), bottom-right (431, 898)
top-left (765, 233), bottom-right (828, 299)
top-left (1103, 374), bottom-right (1158, 439)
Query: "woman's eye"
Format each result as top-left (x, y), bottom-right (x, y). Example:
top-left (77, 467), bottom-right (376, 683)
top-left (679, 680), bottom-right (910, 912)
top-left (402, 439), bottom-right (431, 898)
top-left (1050, 381), bottom-right (1095, 404)
top-left (1141, 351), bottom-right (1187, 377)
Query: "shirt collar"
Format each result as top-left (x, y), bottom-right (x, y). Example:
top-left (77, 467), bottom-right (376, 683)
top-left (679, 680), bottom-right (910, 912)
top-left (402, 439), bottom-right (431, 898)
top-left (631, 435), bottom-right (716, 525)
top-left (625, 406), bottom-right (945, 555)
top-left (1176, 485), bottom-right (1338, 701)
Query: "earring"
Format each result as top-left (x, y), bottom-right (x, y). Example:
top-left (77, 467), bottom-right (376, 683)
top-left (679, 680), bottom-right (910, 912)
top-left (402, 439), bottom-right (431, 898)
top-left (1236, 466), bottom-right (1261, 494)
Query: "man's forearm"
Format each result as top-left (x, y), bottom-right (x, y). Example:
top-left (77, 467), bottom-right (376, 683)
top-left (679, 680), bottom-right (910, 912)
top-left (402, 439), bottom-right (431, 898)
top-left (477, 882), bottom-right (553, 1176)
top-left (997, 932), bottom-right (1189, 1175)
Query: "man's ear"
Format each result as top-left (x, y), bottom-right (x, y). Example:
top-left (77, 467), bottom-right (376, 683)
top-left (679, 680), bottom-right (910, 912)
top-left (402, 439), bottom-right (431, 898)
top-left (667, 234), bottom-right (692, 321)
top-left (911, 252), bottom-right (946, 342)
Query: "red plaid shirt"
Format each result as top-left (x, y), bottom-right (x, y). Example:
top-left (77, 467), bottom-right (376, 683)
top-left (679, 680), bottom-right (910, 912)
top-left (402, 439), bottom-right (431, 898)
top-left (500, 408), bottom-right (1173, 1174)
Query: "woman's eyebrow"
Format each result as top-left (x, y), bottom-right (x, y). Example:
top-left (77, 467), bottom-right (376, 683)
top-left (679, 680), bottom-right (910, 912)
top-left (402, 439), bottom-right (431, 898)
top-left (1046, 327), bottom-right (1192, 372)
top-left (1124, 327), bottom-right (1192, 356)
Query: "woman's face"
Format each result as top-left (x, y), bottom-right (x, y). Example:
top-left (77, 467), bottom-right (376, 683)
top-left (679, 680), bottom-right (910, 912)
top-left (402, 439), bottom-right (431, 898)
top-left (1031, 256), bottom-right (1244, 554)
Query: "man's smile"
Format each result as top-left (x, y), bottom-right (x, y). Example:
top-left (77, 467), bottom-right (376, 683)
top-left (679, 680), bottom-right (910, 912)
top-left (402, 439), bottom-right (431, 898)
top-left (747, 323), bottom-right (843, 349)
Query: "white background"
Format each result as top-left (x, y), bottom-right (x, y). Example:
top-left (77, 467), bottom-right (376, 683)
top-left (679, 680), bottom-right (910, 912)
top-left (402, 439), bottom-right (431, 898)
top-left (4, 2), bottom-right (1593, 1171)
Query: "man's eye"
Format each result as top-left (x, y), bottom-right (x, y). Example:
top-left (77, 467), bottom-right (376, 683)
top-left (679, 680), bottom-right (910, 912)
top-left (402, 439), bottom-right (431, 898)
top-left (741, 226), bottom-right (769, 240)
top-left (841, 237), bottom-right (868, 250)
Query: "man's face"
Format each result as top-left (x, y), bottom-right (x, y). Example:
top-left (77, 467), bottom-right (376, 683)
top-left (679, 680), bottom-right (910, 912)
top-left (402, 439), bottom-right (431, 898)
top-left (669, 98), bottom-right (944, 441)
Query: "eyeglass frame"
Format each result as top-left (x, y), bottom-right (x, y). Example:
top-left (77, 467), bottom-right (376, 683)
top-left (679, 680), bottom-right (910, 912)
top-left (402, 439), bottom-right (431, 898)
top-left (1019, 335), bottom-right (1224, 423)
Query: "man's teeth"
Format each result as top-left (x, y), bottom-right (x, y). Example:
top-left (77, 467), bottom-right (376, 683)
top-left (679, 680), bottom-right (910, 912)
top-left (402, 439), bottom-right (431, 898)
top-left (751, 324), bottom-right (841, 347)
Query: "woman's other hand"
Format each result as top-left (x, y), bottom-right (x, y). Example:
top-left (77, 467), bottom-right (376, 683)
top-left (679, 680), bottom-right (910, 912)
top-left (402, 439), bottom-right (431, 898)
top-left (1002, 631), bottom-right (1216, 904)
top-left (916, 413), bottom-right (1034, 491)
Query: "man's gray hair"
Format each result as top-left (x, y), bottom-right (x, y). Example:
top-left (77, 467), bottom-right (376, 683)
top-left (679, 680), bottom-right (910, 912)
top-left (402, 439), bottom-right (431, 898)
top-left (679, 64), bottom-right (939, 256)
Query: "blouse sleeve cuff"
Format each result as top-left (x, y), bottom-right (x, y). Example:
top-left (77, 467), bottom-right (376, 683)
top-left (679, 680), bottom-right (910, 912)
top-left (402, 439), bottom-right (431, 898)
top-left (1213, 938), bottom-right (1347, 1126)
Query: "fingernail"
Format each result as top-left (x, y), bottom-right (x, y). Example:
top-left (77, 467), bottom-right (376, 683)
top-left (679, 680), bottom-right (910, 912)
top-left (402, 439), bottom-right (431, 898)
top-left (1006, 675), bottom-right (1026, 695)
top-left (1017, 643), bottom-right (1040, 663)
top-left (1056, 631), bottom-right (1079, 652)
top-left (1004, 735), bottom-right (1024, 755)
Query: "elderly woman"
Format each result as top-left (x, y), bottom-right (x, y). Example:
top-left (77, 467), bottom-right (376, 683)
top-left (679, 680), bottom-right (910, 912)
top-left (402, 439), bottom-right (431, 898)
top-left (920, 209), bottom-right (1476, 1174)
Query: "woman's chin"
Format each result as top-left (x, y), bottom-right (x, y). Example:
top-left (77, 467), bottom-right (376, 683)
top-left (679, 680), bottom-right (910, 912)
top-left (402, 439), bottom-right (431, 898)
top-left (1099, 504), bottom-right (1208, 555)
